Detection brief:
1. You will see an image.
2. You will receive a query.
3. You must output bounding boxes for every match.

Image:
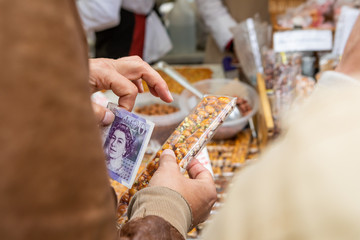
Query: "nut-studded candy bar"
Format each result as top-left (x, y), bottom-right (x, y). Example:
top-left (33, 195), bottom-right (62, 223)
top-left (116, 95), bottom-right (237, 226)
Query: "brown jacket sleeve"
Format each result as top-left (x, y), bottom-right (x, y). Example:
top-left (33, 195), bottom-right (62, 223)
top-left (0, 2), bottom-right (189, 240)
top-left (0, 1), bottom-right (117, 239)
top-left (119, 186), bottom-right (192, 240)
top-left (119, 216), bottom-right (184, 240)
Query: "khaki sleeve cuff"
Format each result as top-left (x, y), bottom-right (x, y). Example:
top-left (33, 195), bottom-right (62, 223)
top-left (127, 186), bottom-right (192, 238)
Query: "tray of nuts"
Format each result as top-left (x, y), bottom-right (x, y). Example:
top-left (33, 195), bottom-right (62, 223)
top-left (116, 95), bottom-right (237, 226)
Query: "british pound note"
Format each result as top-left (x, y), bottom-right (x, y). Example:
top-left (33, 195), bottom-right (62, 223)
top-left (103, 103), bottom-right (154, 188)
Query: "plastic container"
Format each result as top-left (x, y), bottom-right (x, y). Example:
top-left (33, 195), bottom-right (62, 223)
top-left (302, 56), bottom-right (316, 77)
top-left (180, 79), bottom-right (259, 139)
top-left (167, 0), bottom-right (196, 54)
top-left (133, 92), bottom-right (187, 144)
top-left (116, 95), bottom-right (237, 226)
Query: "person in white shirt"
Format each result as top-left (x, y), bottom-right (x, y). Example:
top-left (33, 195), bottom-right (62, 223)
top-left (196, 0), bottom-right (269, 63)
top-left (76, 0), bottom-right (172, 63)
top-left (76, 0), bottom-right (122, 32)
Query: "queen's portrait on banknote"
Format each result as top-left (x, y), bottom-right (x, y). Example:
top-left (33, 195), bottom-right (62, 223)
top-left (105, 122), bottom-right (135, 179)
top-left (103, 105), bottom-right (154, 188)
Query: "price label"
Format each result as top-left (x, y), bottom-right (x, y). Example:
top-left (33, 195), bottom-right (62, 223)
top-left (196, 147), bottom-right (214, 178)
top-left (273, 30), bottom-right (333, 52)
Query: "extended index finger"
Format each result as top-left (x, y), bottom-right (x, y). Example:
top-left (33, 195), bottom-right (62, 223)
top-left (141, 69), bottom-right (173, 103)
top-left (111, 57), bottom-right (173, 103)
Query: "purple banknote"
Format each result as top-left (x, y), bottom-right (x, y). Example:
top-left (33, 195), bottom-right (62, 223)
top-left (103, 103), bottom-right (154, 188)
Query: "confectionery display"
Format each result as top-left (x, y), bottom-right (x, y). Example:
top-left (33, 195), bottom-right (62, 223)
top-left (262, 50), bottom-right (302, 92)
top-left (262, 49), bottom-right (316, 135)
top-left (276, 0), bottom-right (334, 29)
top-left (275, 0), bottom-right (357, 29)
top-left (207, 129), bottom-right (252, 177)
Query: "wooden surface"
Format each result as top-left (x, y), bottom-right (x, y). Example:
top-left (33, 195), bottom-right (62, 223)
top-left (256, 73), bottom-right (274, 149)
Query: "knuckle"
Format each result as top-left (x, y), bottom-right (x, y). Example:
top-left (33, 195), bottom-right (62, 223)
top-left (129, 82), bottom-right (138, 92)
top-left (96, 61), bottom-right (113, 72)
top-left (128, 55), bottom-right (143, 62)
top-left (133, 55), bottom-right (143, 61)
top-left (122, 83), bottom-right (138, 95)
top-left (97, 58), bottom-right (111, 67)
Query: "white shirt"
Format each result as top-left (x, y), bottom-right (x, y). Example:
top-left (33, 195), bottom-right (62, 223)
top-left (76, 0), bottom-right (122, 32)
top-left (196, 0), bottom-right (237, 51)
top-left (76, 0), bottom-right (172, 62)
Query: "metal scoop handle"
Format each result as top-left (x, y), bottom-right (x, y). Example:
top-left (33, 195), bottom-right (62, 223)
top-left (155, 61), bottom-right (204, 99)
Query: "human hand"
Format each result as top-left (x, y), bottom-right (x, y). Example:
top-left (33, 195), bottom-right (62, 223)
top-left (89, 56), bottom-right (173, 125)
top-left (149, 149), bottom-right (217, 227)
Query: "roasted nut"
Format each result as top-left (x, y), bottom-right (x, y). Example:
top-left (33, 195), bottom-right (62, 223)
top-left (175, 149), bottom-right (183, 159)
top-left (155, 150), bottom-right (162, 158)
top-left (162, 143), bottom-right (173, 150)
top-left (205, 105), bottom-right (215, 114)
top-left (189, 113), bottom-right (200, 123)
top-left (120, 192), bottom-right (130, 204)
top-left (218, 97), bottom-right (231, 104)
top-left (186, 136), bottom-right (198, 144)
top-left (129, 188), bottom-right (137, 197)
top-left (179, 147), bottom-right (188, 156)
top-left (204, 96), bottom-right (218, 105)
top-left (200, 119), bottom-right (211, 127)
top-left (118, 204), bottom-right (127, 215)
top-left (138, 171), bottom-right (150, 184)
top-left (181, 130), bottom-right (191, 137)
top-left (146, 161), bottom-right (157, 175)
top-left (193, 129), bottom-right (205, 138)
top-left (196, 110), bottom-right (208, 118)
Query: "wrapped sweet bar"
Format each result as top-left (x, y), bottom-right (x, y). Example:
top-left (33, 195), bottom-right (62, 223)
top-left (116, 95), bottom-right (237, 226)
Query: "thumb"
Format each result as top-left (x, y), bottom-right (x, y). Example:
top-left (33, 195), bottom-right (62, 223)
top-left (158, 149), bottom-right (180, 172)
top-left (91, 102), bottom-right (115, 126)
top-left (187, 159), bottom-right (213, 181)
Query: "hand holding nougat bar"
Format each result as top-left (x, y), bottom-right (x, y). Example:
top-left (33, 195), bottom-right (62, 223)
top-left (116, 95), bottom-right (237, 226)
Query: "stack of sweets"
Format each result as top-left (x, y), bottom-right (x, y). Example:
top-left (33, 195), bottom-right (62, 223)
top-left (207, 130), bottom-right (252, 178)
top-left (231, 130), bottom-right (252, 167)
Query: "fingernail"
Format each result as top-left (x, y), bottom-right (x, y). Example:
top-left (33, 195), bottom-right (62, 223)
top-left (162, 149), bottom-right (175, 157)
top-left (139, 83), bottom-right (144, 93)
top-left (102, 111), bottom-right (115, 126)
top-left (167, 89), bottom-right (174, 102)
